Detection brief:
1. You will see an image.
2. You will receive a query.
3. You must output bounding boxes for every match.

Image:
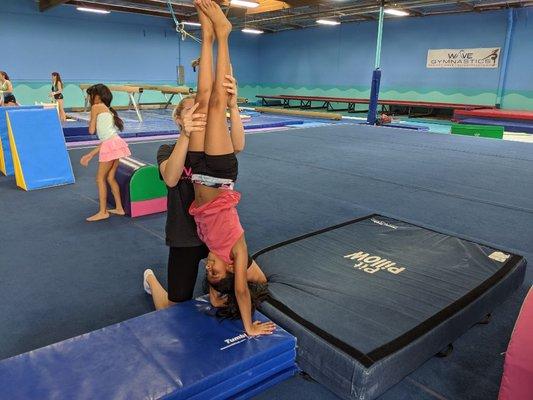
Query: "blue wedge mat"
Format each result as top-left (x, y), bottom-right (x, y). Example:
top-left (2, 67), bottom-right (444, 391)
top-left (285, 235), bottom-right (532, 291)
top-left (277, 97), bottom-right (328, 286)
top-left (7, 108), bottom-right (74, 190)
top-left (0, 298), bottom-right (297, 400)
top-left (256, 215), bottom-right (526, 400)
top-left (0, 106), bottom-right (43, 176)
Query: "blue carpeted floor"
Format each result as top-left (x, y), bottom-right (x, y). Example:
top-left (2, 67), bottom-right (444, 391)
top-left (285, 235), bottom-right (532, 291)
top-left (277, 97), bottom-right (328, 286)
top-left (0, 124), bottom-right (531, 399)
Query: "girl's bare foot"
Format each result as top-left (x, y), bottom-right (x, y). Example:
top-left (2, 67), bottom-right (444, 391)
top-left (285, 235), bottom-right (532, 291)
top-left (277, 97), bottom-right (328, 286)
top-left (86, 211), bottom-right (110, 222)
top-left (195, 0), bottom-right (214, 40)
top-left (199, 0), bottom-right (232, 38)
top-left (108, 208), bottom-right (125, 216)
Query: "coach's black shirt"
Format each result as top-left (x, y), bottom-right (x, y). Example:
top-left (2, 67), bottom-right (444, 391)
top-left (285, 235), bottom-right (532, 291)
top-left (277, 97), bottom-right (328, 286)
top-left (157, 144), bottom-right (202, 248)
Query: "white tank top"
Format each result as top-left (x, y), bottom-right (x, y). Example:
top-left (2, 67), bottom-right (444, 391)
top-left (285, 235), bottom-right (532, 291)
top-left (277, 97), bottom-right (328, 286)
top-left (96, 112), bottom-right (119, 141)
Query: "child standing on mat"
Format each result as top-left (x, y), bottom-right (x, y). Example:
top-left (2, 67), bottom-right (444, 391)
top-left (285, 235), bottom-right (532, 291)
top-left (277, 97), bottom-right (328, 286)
top-left (50, 72), bottom-right (67, 121)
top-left (80, 84), bottom-right (131, 222)
top-left (187, 0), bottom-right (273, 336)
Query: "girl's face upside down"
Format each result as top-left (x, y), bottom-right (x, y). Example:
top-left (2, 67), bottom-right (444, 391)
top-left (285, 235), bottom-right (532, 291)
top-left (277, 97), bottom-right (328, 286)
top-left (205, 252), bottom-right (231, 283)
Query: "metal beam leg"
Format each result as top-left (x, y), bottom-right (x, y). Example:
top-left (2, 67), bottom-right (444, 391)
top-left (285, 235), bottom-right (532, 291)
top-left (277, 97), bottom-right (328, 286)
top-left (130, 93), bottom-right (143, 122)
top-left (165, 94), bottom-right (176, 109)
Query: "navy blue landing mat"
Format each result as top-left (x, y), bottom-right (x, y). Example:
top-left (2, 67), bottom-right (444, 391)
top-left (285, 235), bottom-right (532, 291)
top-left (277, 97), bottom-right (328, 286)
top-left (63, 110), bottom-right (308, 142)
top-left (256, 215), bottom-right (526, 400)
top-left (0, 298), bottom-right (297, 400)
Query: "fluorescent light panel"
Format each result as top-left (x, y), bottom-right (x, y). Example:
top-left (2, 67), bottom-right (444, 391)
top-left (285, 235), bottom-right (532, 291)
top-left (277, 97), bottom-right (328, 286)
top-left (242, 28), bottom-right (264, 34)
top-left (183, 21), bottom-right (201, 27)
top-left (316, 19), bottom-right (341, 25)
top-left (384, 8), bottom-right (409, 16)
top-left (231, 0), bottom-right (260, 8)
top-left (77, 7), bottom-right (110, 14)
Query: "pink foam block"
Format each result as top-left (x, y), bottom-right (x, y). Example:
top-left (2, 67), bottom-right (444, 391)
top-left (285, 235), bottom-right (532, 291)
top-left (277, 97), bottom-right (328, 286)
top-left (499, 287), bottom-right (533, 400)
top-left (130, 197), bottom-right (167, 218)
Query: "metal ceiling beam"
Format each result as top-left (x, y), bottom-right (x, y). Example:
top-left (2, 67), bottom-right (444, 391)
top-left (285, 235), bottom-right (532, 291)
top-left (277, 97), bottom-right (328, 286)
top-left (115, 0), bottom-right (195, 10)
top-left (237, 0), bottom-right (530, 27)
top-left (39, 0), bottom-right (70, 12)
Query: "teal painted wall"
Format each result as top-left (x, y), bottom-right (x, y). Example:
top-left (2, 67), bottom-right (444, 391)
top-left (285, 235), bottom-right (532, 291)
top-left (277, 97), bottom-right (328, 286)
top-left (256, 8), bottom-right (533, 110)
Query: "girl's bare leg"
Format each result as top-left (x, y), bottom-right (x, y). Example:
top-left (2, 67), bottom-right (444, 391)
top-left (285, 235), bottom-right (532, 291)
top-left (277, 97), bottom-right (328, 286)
top-left (147, 274), bottom-right (175, 310)
top-left (200, 0), bottom-right (234, 156)
top-left (107, 159), bottom-right (125, 215)
top-left (87, 161), bottom-right (113, 222)
top-left (58, 99), bottom-right (67, 121)
top-left (189, 0), bottom-right (215, 152)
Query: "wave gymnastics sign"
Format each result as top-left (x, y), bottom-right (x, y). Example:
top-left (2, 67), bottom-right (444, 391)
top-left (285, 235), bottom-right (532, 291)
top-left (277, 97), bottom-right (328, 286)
top-left (427, 48), bottom-right (501, 68)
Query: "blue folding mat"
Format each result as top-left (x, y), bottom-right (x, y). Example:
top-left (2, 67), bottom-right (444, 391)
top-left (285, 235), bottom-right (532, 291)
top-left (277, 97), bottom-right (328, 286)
top-left (255, 215), bottom-right (527, 400)
top-left (0, 298), bottom-right (298, 400)
top-left (6, 108), bottom-right (74, 190)
top-left (458, 117), bottom-right (533, 133)
top-left (0, 105), bottom-right (43, 176)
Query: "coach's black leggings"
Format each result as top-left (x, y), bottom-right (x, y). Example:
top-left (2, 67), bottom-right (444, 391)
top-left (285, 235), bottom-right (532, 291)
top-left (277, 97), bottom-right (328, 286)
top-left (167, 245), bottom-right (208, 303)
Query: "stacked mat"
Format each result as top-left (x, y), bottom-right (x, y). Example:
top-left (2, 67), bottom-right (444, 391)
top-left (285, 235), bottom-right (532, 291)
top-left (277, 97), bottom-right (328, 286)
top-left (0, 298), bottom-right (298, 400)
top-left (454, 108), bottom-right (533, 133)
top-left (108, 157), bottom-right (167, 217)
top-left (256, 215), bottom-right (526, 400)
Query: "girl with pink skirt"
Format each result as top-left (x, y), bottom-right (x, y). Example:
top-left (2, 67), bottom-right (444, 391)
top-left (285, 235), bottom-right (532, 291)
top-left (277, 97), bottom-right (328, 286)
top-left (80, 84), bottom-right (131, 222)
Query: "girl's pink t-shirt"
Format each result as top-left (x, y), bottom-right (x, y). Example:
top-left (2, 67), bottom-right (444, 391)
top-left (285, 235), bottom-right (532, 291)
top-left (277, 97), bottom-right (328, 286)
top-left (189, 190), bottom-right (244, 264)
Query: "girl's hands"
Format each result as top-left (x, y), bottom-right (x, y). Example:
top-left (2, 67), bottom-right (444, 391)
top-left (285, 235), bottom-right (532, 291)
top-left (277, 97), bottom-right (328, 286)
top-left (181, 103), bottom-right (206, 137)
top-left (246, 321), bottom-right (276, 337)
top-left (80, 154), bottom-right (92, 167)
top-left (223, 75), bottom-right (238, 110)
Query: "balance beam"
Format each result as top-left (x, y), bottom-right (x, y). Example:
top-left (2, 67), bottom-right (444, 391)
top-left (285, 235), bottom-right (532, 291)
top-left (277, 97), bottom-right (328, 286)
top-left (160, 87), bottom-right (193, 109)
top-left (79, 84), bottom-right (144, 122)
top-left (123, 85), bottom-right (193, 109)
top-left (255, 107), bottom-right (342, 121)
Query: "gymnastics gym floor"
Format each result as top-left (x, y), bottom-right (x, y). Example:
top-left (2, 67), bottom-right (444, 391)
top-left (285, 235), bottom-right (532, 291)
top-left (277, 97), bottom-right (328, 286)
top-left (1, 122), bottom-right (531, 399)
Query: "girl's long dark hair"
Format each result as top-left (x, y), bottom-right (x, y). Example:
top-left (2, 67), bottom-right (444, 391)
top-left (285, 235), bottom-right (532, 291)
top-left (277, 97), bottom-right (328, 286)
top-left (0, 71), bottom-right (10, 80)
top-left (205, 274), bottom-right (269, 320)
top-left (86, 84), bottom-right (124, 131)
top-left (52, 72), bottom-right (63, 86)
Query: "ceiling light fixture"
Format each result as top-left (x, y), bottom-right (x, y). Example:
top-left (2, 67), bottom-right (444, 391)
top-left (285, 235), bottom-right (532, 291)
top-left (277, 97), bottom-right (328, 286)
top-left (231, 0), bottom-right (260, 8)
top-left (242, 28), bottom-right (264, 34)
top-left (384, 8), bottom-right (409, 16)
top-left (76, 7), bottom-right (110, 14)
top-left (182, 21), bottom-right (201, 27)
top-left (316, 19), bottom-right (341, 26)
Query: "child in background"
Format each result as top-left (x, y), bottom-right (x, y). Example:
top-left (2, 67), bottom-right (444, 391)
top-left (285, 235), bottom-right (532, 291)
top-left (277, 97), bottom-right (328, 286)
top-left (0, 71), bottom-right (18, 106)
top-left (50, 72), bottom-right (67, 121)
top-left (80, 84), bottom-right (131, 222)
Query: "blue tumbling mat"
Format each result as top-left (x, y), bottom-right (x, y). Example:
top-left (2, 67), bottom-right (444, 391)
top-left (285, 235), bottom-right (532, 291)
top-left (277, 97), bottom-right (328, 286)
top-left (0, 298), bottom-right (297, 400)
top-left (62, 111), bottom-right (306, 142)
top-left (459, 117), bottom-right (533, 134)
